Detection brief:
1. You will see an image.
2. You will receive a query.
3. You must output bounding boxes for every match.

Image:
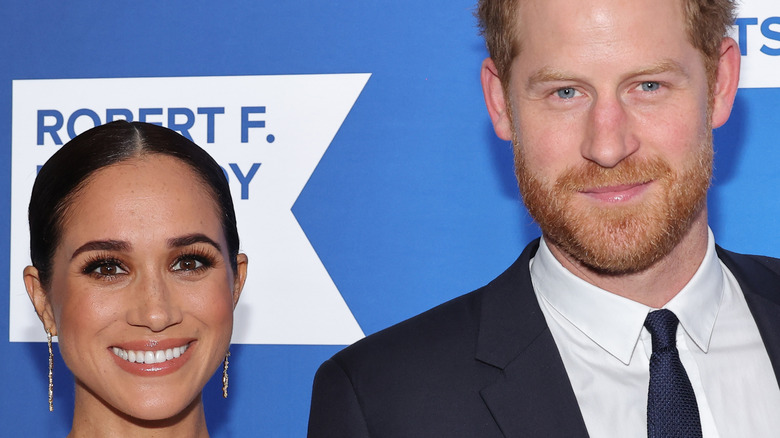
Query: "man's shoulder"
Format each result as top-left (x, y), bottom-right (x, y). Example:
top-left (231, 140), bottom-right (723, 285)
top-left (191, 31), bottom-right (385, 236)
top-left (331, 278), bottom-right (485, 370)
top-left (330, 239), bottom-right (541, 372)
top-left (717, 246), bottom-right (780, 305)
top-left (717, 246), bottom-right (780, 278)
top-left (309, 243), bottom-right (546, 437)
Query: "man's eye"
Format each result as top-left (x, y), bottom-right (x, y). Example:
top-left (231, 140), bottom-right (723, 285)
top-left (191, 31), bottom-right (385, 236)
top-left (640, 81), bottom-right (661, 92)
top-left (172, 257), bottom-right (205, 271)
top-left (556, 88), bottom-right (579, 99)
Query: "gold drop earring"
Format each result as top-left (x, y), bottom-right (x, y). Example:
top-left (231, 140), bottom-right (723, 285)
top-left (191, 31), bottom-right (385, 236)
top-left (47, 330), bottom-right (53, 412)
top-left (222, 350), bottom-right (231, 398)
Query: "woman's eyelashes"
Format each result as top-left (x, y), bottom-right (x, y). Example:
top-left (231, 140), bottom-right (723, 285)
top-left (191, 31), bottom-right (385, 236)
top-left (79, 247), bottom-right (219, 280)
top-left (170, 248), bottom-right (218, 274)
top-left (81, 254), bottom-right (128, 280)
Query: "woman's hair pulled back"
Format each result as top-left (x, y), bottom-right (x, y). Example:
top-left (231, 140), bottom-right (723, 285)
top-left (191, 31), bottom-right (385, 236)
top-left (29, 120), bottom-right (239, 287)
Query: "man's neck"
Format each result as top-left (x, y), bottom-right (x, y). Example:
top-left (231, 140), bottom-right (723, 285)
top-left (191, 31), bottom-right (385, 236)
top-left (545, 213), bottom-right (710, 308)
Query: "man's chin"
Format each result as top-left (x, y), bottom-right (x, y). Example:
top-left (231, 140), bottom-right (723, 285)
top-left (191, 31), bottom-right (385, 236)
top-left (542, 197), bottom-right (705, 276)
top-left (545, 227), bottom-right (669, 275)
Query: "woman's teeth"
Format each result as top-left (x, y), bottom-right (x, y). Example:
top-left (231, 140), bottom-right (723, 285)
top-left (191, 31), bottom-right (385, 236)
top-left (112, 344), bottom-right (189, 364)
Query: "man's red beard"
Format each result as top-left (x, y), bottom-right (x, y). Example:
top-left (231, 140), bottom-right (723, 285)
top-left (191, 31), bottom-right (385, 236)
top-left (515, 135), bottom-right (713, 275)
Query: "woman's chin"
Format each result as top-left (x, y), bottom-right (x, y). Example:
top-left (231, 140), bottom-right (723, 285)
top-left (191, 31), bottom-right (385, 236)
top-left (115, 393), bottom-right (202, 425)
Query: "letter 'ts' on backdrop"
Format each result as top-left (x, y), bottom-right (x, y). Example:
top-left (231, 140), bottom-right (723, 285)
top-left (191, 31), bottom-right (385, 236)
top-left (732, 1), bottom-right (780, 87)
top-left (10, 75), bottom-right (370, 345)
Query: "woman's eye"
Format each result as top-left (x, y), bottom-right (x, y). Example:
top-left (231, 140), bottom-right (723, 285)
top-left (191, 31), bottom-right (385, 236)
top-left (91, 263), bottom-right (127, 277)
top-left (172, 257), bottom-right (205, 271)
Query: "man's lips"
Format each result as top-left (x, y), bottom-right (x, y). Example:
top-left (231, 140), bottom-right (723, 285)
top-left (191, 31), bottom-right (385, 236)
top-left (579, 181), bottom-right (652, 203)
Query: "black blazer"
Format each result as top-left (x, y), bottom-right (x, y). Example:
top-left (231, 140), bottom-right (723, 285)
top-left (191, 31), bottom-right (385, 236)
top-left (308, 240), bottom-right (780, 437)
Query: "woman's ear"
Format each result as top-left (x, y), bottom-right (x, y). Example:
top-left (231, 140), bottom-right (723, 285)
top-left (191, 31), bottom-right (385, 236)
top-left (231, 254), bottom-right (249, 309)
top-left (24, 266), bottom-right (57, 336)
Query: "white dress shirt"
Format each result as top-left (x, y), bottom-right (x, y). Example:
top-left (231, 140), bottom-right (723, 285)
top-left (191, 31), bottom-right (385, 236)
top-left (529, 229), bottom-right (780, 437)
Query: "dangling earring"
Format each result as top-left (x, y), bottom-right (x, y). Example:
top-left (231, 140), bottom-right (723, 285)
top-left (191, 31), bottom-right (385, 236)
top-left (222, 350), bottom-right (231, 398)
top-left (47, 330), bottom-right (53, 412)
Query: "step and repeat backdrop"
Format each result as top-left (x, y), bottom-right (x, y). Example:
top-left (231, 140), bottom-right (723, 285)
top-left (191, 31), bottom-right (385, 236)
top-left (2, 1), bottom-right (779, 436)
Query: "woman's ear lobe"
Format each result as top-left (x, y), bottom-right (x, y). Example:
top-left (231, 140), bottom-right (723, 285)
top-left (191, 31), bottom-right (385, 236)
top-left (24, 266), bottom-right (57, 335)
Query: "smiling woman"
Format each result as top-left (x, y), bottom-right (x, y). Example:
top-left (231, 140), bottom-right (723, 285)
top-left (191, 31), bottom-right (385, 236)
top-left (23, 121), bottom-right (248, 438)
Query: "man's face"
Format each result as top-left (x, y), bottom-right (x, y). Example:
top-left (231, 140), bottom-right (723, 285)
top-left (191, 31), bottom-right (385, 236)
top-left (485, 0), bottom-right (736, 274)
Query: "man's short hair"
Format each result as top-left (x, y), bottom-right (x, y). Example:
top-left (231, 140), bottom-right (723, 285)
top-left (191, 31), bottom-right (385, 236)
top-left (476, 0), bottom-right (736, 88)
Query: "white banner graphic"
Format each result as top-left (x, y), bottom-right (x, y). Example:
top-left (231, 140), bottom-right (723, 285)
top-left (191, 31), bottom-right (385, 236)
top-left (10, 74), bottom-right (370, 345)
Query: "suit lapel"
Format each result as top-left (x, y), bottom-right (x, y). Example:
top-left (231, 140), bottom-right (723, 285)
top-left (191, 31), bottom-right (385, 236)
top-left (718, 247), bottom-right (780, 382)
top-left (476, 240), bottom-right (589, 437)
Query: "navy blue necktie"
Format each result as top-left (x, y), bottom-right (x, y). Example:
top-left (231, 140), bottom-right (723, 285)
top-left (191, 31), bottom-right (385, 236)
top-left (644, 309), bottom-right (702, 438)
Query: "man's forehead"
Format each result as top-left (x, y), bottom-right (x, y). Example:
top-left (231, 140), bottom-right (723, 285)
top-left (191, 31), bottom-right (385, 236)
top-left (513, 0), bottom-right (687, 42)
top-left (510, 0), bottom-right (694, 72)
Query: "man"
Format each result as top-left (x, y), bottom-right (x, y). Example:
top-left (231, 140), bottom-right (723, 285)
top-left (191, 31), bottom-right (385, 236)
top-left (308, 0), bottom-right (780, 436)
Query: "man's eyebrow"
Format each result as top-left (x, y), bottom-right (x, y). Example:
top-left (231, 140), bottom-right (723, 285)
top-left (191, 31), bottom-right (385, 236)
top-left (167, 233), bottom-right (222, 252)
top-left (631, 60), bottom-right (688, 78)
top-left (527, 60), bottom-right (689, 89)
top-left (527, 67), bottom-right (577, 88)
top-left (71, 240), bottom-right (130, 260)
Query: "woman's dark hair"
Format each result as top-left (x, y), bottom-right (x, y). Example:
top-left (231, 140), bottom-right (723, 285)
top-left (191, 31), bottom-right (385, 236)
top-left (29, 120), bottom-right (239, 287)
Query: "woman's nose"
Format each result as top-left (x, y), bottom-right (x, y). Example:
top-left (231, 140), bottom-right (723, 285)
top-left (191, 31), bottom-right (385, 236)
top-left (125, 272), bottom-right (183, 332)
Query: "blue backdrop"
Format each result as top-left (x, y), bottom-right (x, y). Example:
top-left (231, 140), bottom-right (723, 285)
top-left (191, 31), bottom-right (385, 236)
top-left (2, 1), bottom-right (779, 436)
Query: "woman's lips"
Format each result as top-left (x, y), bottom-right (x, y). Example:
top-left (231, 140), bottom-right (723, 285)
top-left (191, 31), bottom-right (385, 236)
top-left (109, 339), bottom-right (195, 376)
top-left (112, 343), bottom-right (190, 365)
top-left (580, 181), bottom-right (651, 203)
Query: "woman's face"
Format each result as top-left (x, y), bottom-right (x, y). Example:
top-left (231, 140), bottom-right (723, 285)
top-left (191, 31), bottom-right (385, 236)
top-left (30, 155), bottom-right (246, 421)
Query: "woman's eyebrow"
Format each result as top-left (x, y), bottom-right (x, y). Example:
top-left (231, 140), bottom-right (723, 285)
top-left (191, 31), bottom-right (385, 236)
top-left (70, 240), bottom-right (130, 260)
top-left (167, 233), bottom-right (222, 252)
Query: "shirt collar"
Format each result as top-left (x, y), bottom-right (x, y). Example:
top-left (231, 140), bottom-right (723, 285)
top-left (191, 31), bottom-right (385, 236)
top-left (663, 228), bottom-right (723, 353)
top-left (530, 228), bottom-right (723, 365)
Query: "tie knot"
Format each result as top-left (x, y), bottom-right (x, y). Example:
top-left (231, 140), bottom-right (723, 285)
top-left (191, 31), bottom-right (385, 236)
top-left (644, 309), bottom-right (680, 351)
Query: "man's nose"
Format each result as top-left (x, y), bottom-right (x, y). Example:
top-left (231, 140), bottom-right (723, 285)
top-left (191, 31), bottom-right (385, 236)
top-left (580, 94), bottom-right (639, 168)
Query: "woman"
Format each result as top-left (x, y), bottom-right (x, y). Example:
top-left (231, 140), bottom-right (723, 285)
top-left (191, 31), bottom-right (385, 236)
top-left (24, 120), bottom-right (248, 437)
